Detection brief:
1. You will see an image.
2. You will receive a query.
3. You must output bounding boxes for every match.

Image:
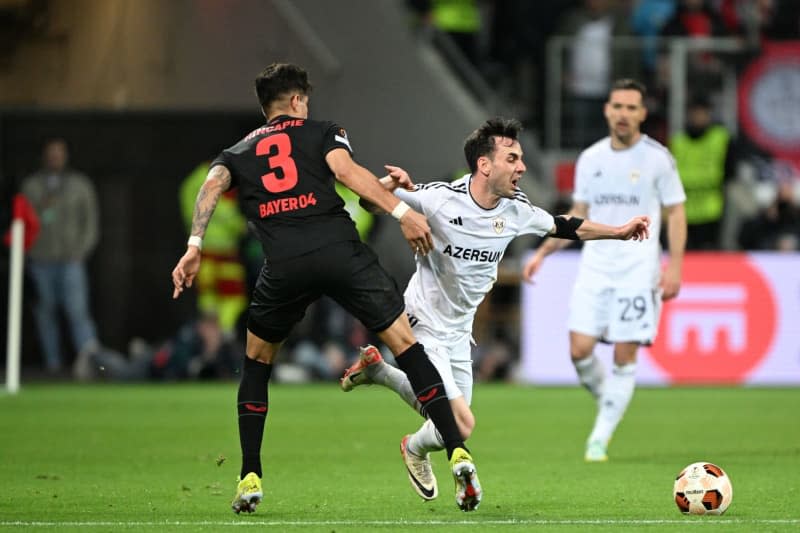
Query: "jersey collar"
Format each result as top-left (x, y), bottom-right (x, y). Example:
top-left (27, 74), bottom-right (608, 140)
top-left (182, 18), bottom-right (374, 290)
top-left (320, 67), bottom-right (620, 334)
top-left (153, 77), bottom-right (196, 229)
top-left (267, 114), bottom-right (296, 125)
top-left (467, 173), bottom-right (504, 212)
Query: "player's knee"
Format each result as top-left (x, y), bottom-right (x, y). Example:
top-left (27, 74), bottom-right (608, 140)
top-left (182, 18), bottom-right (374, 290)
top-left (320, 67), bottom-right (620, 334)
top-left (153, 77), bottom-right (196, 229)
top-left (570, 340), bottom-right (595, 361)
top-left (570, 349), bottom-right (593, 363)
top-left (613, 352), bottom-right (638, 367)
top-left (377, 317), bottom-right (416, 356)
top-left (245, 332), bottom-right (280, 364)
top-left (569, 332), bottom-right (596, 361)
top-left (385, 338), bottom-right (416, 357)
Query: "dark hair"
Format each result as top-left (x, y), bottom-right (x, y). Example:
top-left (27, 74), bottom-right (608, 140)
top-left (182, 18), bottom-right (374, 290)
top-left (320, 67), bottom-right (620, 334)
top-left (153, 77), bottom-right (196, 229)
top-left (254, 63), bottom-right (313, 112)
top-left (42, 137), bottom-right (69, 151)
top-left (463, 117), bottom-right (522, 174)
top-left (688, 93), bottom-right (711, 110)
top-left (609, 78), bottom-right (647, 100)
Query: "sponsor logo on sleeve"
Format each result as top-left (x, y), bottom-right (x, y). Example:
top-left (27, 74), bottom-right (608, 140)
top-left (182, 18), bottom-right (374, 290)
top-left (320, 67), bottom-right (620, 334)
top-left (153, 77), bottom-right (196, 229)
top-left (335, 128), bottom-right (352, 151)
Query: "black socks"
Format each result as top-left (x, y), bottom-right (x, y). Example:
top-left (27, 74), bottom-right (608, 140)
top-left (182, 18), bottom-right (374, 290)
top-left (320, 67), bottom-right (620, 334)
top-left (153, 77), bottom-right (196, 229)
top-left (395, 342), bottom-right (466, 459)
top-left (237, 356), bottom-right (273, 478)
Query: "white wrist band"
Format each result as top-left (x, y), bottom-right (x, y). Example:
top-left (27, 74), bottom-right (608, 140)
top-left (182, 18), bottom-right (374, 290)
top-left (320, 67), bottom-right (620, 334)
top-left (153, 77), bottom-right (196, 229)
top-left (187, 235), bottom-right (203, 250)
top-left (391, 201), bottom-right (411, 220)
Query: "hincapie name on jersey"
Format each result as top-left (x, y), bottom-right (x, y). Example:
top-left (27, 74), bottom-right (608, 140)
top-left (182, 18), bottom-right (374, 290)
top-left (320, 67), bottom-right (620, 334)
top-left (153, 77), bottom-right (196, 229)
top-left (259, 192), bottom-right (317, 218)
top-left (442, 244), bottom-right (502, 263)
top-left (245, 119), bottom-right (306, 141)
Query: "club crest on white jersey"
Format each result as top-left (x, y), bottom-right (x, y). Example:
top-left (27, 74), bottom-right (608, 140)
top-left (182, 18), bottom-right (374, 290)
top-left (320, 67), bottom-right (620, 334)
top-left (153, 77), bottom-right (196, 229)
top-left (492, 217), bottom-right (506, 234)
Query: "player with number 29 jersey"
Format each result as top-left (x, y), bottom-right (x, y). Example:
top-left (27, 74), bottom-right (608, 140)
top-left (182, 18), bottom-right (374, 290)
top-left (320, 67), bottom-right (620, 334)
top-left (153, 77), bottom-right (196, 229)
top-left (573, 135), bottom-right (686, 289)
top-left (212, 115), bottom-right (359, 260)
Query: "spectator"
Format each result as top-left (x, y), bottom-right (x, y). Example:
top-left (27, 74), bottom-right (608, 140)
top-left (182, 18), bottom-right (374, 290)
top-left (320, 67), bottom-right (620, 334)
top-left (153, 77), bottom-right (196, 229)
top-left (757, 0), bottom-right (800, 41)
top-left (661, 0), bottom-right (727, 38)
top-left (90, 312), bottom-right (240, 381)
top-left (669, 94), bottom-right (735, 249)
top-left (555, 0), bottom-right (640, 148)
top-left (487, 1), bottom-right (573, 130)
top-left (630, 0), bottom-right (677, 75)
top-left (738, 178), bottom-right (800, 251)
top-left (659, 0), bottom-right (729, 92)
top-left (20, 138), bottom-right (101, 375)
top-left (407, 0), bottom-right (484, 68)
top-left (719, 0), bottom-right (800, 43)
top-left (180, 161), bottom-right (248, 338)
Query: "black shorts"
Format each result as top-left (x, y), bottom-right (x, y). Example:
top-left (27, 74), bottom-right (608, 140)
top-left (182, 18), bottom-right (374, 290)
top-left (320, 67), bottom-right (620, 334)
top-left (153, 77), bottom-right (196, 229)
top-left (247, 240), bottom-right (405, 342)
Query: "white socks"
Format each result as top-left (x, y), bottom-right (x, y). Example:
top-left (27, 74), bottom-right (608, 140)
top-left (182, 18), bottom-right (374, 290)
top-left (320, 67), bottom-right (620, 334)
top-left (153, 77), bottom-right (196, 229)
top-left (588, 362), bottom-right (637, 445)
top-left (408, 419), bottom-right (445, 456)
top-left (573, 354), bottom-right (606, 401)
top-left (366, 360), bottom-right (422, 414)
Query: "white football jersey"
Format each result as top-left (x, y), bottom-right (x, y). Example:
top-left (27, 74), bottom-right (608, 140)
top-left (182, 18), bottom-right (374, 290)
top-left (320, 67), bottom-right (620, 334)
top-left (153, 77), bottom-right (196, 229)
top-left (396, 174), bottom-right (554, 341)
top-left (573, 135), bottom-right (686, 288)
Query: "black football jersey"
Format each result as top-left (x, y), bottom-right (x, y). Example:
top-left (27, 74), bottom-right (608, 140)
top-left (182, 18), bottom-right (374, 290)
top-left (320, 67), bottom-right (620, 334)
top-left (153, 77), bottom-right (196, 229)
top-left (211, 115), bottom-right (360, 260)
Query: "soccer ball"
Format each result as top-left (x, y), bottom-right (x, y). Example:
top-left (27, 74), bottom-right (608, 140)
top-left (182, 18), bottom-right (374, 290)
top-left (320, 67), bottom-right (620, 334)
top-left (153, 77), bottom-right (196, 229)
top-left (673, 462), bottom-right (733, 515)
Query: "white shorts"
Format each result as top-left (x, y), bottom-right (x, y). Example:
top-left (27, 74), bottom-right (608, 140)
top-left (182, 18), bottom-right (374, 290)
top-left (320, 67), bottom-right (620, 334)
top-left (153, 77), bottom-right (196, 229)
top-left (413, 328), bottom-right (473, 406)
top-left (568, 284), bottom-right (661, 344)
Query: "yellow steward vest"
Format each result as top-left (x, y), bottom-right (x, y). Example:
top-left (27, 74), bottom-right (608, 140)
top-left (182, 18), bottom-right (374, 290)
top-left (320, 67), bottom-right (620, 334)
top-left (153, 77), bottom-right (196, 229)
top-left (670, 126), bottom-right (729, 225)
top-left (431, 0), bottom-right (480, 33)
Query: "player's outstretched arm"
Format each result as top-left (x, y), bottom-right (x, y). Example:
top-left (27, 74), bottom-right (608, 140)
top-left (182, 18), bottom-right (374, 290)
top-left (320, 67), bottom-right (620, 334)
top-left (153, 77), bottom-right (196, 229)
top-left (171, 164), bottom-right (231, 299)
top-left (563, 214), bottom-right (651, 241)
top-left (523, 202), bottom-right (588, 283)
top-left (327, 150), bottom-right (433, 254)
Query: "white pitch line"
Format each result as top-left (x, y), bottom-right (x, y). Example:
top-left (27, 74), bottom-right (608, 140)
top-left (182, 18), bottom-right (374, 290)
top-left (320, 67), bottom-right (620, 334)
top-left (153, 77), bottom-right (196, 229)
top-left (1, 519), bottom-right (799, 527)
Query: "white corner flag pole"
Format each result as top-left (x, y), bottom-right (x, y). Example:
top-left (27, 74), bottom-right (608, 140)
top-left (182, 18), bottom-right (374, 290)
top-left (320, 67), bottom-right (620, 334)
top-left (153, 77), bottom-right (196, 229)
top-left (6, 196), bottom-right (25, 394)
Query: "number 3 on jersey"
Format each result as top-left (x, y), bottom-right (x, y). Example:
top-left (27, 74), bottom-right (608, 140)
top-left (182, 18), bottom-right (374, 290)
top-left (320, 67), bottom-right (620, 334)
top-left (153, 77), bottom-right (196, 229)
top-left (256, 133), bottom-right (298, 192)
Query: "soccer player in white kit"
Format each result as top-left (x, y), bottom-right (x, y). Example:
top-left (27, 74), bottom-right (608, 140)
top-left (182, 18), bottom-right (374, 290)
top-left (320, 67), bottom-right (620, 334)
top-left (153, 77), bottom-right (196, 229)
top-left (523, 79), bottom-right (687, 462)
top-left (341, 117), bottom-right (651, 505)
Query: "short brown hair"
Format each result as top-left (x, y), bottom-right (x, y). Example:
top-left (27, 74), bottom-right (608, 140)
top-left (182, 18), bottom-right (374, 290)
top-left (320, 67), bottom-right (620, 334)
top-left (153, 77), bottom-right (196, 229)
top-left (254, 63), bottom-right (313, 111)
top-left (609, 78), bottom-right (647, 100)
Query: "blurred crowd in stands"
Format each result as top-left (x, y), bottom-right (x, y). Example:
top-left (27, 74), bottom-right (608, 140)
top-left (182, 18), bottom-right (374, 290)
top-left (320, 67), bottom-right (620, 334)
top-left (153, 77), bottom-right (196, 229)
top-left (407, 0), bottom-right (800, 253)
top-left (405, 0), bottom-right (800, 381)
top-left (408, 0), bottom-right (799, 135)
top-left (7, 0), bottom-right (799, 383)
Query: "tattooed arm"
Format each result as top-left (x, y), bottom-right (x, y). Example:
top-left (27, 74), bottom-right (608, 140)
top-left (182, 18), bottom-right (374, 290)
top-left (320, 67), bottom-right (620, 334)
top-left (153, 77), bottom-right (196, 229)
top-left (171, 165), bottom-right (232, 299)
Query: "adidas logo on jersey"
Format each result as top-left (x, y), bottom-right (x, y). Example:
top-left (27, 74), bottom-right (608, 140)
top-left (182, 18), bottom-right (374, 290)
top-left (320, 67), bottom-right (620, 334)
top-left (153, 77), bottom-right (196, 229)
top-left (449, 216), bottom-right (463, 226)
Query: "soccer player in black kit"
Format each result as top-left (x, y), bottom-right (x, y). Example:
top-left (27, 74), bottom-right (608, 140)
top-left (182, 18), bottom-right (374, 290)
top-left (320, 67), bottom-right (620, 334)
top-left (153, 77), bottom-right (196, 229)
top-left (171, 63), bottom-right (481, 513)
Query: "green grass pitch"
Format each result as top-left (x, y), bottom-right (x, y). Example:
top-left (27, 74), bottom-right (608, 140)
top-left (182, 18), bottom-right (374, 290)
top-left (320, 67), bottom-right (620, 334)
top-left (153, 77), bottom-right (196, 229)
top-left (1, 383), bottom-right (798, 532)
